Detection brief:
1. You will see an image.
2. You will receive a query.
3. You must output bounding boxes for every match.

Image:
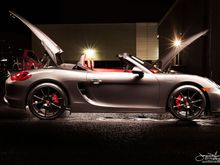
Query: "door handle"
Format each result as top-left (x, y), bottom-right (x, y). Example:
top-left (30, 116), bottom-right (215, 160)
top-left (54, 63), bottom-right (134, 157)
top-left (91, 79), bottom-right (102, 85)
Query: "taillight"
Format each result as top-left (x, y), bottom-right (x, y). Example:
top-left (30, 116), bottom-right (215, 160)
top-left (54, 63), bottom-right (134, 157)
top-left (11, 71), bottom-right (32, 81)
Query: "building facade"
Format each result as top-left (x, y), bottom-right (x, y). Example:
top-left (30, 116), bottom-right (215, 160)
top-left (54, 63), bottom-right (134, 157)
top-left (32, 23), bottom-right (158, 63)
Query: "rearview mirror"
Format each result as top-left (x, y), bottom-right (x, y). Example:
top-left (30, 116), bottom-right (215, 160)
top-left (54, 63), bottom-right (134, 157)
top-left (132, 67), bottom-right (144, 77)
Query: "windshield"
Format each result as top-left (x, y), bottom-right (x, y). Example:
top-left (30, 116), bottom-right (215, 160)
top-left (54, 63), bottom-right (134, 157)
top-left (130, 55), bottom-right (161, 73)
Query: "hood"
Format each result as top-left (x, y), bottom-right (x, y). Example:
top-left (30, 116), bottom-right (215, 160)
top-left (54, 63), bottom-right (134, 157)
top-left (156, 30), bottom-right (208, 71)
top-left (9, 11), bottom-right (63, 65)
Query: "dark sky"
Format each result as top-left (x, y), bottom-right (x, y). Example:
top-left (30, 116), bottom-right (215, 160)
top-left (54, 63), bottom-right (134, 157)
top-left (1, 0), bottom-right (176, 24)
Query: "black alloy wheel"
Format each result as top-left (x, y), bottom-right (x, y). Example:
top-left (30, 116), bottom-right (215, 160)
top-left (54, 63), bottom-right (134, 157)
top-left (169, 85), bottom-right (206, 120)
top-left (27, 83), bottom-right (67, 120)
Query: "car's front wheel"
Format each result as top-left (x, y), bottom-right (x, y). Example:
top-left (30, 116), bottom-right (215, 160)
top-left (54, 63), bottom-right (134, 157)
top-left (27, 83), bottom-right (67, 120)
top-left (168, 85), bottom-right (206, 120)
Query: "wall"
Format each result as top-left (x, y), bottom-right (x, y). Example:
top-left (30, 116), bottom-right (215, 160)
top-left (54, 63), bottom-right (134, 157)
top-left (32, 23), bottom-right (136, 63)
top-left (32, 23), bottom-right (159, 63)
top-left (136, 23), bottom-right (158, 60)
top-left (209, 0), bottom-right (220, 83)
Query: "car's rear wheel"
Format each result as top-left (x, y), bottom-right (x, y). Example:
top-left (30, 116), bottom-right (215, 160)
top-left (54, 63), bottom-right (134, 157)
top-left (168, 85), bottom-right (206, 120)
top-left (27, 83), bottom-right (67, 120)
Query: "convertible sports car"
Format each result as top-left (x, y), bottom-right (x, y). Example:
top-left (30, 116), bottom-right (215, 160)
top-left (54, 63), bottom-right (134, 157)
top-left (4, 11), bottom-right (220, 120)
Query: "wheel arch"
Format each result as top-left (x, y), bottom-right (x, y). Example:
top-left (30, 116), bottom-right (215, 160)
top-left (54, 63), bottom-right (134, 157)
top-left (25, 79), bottom-right (70, 106)
top-left (165, 81), bottom-right (210, 113)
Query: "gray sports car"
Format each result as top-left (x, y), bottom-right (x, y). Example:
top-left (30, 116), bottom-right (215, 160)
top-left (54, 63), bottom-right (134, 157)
top-left (4, 11), bottom-right (220, 120)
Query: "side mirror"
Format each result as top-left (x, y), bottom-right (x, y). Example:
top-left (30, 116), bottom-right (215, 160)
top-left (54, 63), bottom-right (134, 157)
top-left (132, 67), bottom-right (144, 77)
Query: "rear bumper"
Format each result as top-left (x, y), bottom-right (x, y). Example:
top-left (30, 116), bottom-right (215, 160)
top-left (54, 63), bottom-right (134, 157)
top-left (4, 78), bottom-right (28, 109)
top-left (3, 96), bottom-right (8, 104)
top-left (3, 95), bottom-right (25, 108)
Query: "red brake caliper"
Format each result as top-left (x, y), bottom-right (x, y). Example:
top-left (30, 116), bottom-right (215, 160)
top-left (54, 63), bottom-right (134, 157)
top-left (175, 95), bottom-right (182, 110)
top-left (52, 94), bottom-right (59, 104)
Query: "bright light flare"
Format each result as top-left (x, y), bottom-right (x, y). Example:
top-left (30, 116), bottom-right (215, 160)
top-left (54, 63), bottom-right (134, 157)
top-left (173, 39), bottom-right (182, 47)
top-left (83, 48), bottom-right (96, 58)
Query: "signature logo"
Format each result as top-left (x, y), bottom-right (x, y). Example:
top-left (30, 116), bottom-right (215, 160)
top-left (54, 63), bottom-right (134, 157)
top-left (195, 151), bottom-right (220, 163)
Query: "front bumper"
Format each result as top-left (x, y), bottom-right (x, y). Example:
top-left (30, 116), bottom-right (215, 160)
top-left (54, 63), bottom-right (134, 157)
top-left (208, 89), bottom-right (220, 112)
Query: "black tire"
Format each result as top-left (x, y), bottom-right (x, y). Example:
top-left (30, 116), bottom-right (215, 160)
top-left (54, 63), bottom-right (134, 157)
top-left (168, 85), bottom-right (206, 120)
top-left (27, 83), bottom-right (67, 120)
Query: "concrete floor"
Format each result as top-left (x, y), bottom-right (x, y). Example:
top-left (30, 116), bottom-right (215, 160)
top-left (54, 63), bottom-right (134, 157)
top-left (0, 103), bottom-right (220, 165)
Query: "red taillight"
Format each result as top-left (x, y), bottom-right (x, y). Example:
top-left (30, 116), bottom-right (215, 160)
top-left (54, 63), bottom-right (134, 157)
top-left (11, 71), bottom-right (32, 81)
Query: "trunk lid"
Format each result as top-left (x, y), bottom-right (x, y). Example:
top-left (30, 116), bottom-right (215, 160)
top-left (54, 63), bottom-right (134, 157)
top-left (9, 11), bottom-right (63, 66)
top-left (156, 30), bottom-right (208, 71)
